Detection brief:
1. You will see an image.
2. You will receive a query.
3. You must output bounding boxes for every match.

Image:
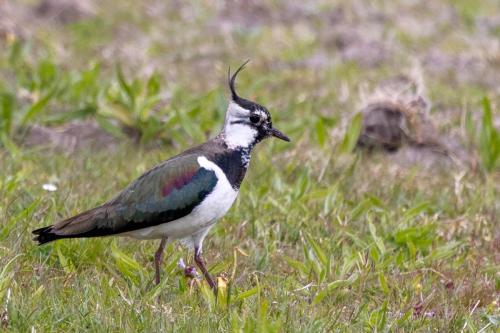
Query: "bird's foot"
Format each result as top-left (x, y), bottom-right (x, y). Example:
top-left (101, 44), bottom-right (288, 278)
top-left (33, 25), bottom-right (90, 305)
top-left (184, 265), bottom-right (199, 279)
top-left (178, 258), bottom-right (200, 279)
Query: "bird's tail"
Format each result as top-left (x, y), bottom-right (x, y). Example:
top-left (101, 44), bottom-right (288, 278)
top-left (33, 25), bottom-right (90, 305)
top-left (32, 205), bottom-right (112, 245)
top-left (32, 226), bottom-right (60, 244)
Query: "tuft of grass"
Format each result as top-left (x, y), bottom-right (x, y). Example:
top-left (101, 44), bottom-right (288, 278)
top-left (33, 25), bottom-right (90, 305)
top-left (464, 97), bottom-right (500, 173)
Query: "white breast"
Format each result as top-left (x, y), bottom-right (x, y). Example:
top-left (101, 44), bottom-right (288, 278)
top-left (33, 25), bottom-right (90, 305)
top-left (123, 156), bottom-right (238, 240)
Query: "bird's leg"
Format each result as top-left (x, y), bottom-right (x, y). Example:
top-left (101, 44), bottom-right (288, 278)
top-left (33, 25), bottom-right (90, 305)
top-left (154, 238), bottom-right (167, 285)
top-left (194, 247), bottom-right (216, 291)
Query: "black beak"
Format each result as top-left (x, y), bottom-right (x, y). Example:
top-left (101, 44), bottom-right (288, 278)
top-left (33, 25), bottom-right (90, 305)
top-left (268, 127), bottom-right (290, 142)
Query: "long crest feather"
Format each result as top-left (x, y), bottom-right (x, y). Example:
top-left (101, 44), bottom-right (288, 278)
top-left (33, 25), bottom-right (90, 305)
top-left (228, 60), bottom-right (250, 100)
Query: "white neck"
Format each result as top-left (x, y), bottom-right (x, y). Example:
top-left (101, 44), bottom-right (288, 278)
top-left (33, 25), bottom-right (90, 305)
top-left (222, 102), bottom-right (258, 149)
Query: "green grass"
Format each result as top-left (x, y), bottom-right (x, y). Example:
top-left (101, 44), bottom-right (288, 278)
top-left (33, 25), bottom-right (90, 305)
top-left (1, 137), bottom-right (498, 331)
top-left (1, 0), bottom-right (499, 332)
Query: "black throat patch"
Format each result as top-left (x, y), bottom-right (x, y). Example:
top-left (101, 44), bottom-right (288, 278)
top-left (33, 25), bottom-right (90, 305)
top-left (210, 147), bottom-right (251, 189)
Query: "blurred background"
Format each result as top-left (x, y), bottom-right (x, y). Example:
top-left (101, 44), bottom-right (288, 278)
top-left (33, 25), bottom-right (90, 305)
top-left (1, 0), bottom-right (499, 157)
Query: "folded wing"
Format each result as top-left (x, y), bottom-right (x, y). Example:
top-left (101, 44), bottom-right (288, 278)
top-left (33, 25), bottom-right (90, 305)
top-left (33, 154), bottom-right (218, 244)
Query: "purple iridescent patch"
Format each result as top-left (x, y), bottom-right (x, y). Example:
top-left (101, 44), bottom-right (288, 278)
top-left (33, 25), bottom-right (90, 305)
top-left (161, 170), bottom-right (197, 197)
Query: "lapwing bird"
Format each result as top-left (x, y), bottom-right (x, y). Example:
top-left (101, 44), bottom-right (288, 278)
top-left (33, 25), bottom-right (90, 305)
top-left (32, 62), bottom-right (290, 290)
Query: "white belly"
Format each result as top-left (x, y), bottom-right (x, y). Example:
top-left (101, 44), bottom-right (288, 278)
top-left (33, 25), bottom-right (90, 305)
top-left (122, 156), bottom-right (238, 240)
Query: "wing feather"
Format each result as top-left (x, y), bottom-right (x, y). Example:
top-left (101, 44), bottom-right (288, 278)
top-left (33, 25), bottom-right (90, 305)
top-left (34, 154), bottom-right (218, 242)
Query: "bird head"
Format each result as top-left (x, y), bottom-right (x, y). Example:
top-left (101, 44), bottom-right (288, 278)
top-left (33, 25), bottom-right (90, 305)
top-left (222, 61), bottom-right (290, 149)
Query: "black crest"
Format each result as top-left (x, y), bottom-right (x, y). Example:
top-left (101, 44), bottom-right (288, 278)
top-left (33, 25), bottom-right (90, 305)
top-left (228, 60), bottom-right (250, 101)
top-left (228, 60), bottom-right (268, 112)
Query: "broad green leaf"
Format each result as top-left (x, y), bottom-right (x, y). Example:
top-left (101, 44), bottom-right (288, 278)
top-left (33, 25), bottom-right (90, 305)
top-left (146, 72), bottom-right (161, 97)
top-left (0, 92), bottom-right (15, 135)
top-left (305, 233), bottom-right (328, 268)
top-left (425, 241), bottom-right (462, 262)
top-left (111, 242), bottom-right (142, 285)
top-left (369, 221), bottom-right (386, 255)
top-left (313, 273), bottom-right (359, 304)
top-left (0, 255), bottom-right (20, 302)
top-left (22, 86), bottom-right (58, 125)
top-left (315, 118), bottom-right (327, 147)
top-left (340, 112), bottom-right (362, 153)
top-left (55, 243), bottom-right (75, 274)
top-left (283, 256), bottom-right (309, 275)
top-left (378, 273), bottom-right (390, 294)
top-left (44, 106), bottom-right (96, 125)
top-left (402, 202), bottom-right (430, 221)
top-left (479, 97), bottom-right (500, 171)
top-left (116, 65), bottom-right (135, 108)
top-left (234, 286), bottom-right (259, 302)
top-left (350, 198), bottom-right (374, 221)
top-left (95, 114), bottom-right (125, 138)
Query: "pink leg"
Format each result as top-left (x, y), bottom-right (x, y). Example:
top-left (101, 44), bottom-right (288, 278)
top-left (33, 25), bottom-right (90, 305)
top-left (154, 238), bottom-right (167, 285)
top-left (194, 247), bottom-right (216, 291)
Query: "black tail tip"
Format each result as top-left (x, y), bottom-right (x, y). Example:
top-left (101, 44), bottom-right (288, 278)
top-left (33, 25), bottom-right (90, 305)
top-left (32, 226), bottom-right (58, 245)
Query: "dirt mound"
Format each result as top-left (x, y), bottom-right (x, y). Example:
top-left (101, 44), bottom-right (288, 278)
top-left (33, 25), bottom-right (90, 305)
top-left (35, 0), bottom-right (95, 24)
top-left (23, 121), bottom-right (117, 153)
top-left (0, 0), bottom-right (95, 41)
top-left (356, 70), bottom-right (470, 169)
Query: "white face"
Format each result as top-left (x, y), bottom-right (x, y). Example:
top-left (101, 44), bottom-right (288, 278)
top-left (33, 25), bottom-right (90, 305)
top-left (223, 102), bottom-right (260, 149)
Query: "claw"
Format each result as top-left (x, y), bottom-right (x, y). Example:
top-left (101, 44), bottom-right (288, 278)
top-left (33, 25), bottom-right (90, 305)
top-left (184, 265), bottom-right (199, 279)
top-left (178, 259), bottom-right (199, 279)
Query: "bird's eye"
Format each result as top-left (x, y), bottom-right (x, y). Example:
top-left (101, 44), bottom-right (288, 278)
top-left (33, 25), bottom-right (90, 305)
top-left (249, 114), bottom-right (260, 124)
